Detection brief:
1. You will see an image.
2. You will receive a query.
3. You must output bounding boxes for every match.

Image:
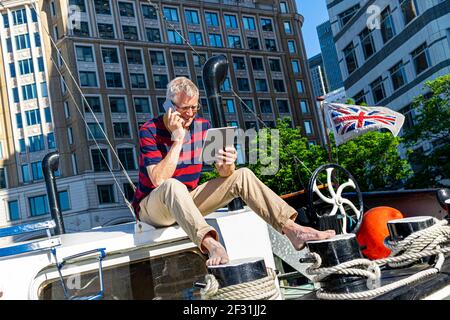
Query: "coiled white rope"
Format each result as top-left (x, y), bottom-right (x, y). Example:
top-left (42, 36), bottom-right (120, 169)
top-left (200, 268), bottom-right (281, 300)
top-left (306, 219), bottom-right (450, 300)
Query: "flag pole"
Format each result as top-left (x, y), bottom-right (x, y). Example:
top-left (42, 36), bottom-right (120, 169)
top-left (317, 96), bottom-right (333, 163)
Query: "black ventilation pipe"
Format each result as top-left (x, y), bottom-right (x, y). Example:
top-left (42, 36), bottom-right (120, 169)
top-left (203, 55), bottom-right (244, 211)
top-left (42, 151), bottom-right (65, 235)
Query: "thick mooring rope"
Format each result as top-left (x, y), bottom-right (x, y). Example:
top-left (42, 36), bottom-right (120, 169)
top-left (200, 268), bottom-right (281, 300)
top-left (306, 219), bottom-right (450, 300)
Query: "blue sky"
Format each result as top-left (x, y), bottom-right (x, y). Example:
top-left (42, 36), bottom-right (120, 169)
top-left (296, 0), bottom-right (330, 58)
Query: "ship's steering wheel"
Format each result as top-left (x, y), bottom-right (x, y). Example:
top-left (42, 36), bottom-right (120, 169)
top-left (306, 164), bottom-right (364, 234)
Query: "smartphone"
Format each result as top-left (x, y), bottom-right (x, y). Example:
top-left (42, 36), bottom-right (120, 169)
top-left (163, 99), bottom-right (176, 113)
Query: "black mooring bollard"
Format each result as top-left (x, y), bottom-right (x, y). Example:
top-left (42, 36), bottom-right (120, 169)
top-left (206, 257), bottom-right (267, 288)
top-left (387, 216), bottom-right (435, 242)
top-left (306, 234), bottom-right (367, 294)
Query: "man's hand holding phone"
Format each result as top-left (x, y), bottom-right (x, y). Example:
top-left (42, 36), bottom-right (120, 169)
top-left (167, 107), bottom-right (186, 142)
top-left (216, 146), bottom-right (238, 165)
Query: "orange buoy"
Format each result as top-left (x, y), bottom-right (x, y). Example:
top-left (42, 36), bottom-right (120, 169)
top-left (356, 206), bottom-right (405, 260)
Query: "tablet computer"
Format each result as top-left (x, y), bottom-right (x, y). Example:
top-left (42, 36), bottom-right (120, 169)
top-left (201, 126), bottom-right (238, 164)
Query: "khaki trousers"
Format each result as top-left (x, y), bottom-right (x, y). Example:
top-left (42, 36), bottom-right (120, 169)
top-left (139, 168), bottom-right (298, 252)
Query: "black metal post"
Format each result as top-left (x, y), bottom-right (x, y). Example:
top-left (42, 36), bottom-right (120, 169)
top-left (203, 55), bottom-right (244, 211)
top-left (42, 152), bottom-right (65, 235)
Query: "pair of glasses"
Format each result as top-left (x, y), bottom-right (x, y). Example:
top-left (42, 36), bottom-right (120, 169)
top-left (172, 101), bottom-right (201, 112)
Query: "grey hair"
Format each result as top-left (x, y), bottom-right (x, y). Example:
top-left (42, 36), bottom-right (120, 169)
top-left (166, 77), bottom-right (199, 103)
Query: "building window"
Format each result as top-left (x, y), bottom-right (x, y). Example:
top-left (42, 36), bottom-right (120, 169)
top-left (130, 73), bottom-right (147, 89)
top-left (300, 100), bottom-right (310, 114)
top-left (76, 45), bottom-right (94, 62)
top-left (47, 132), bottom-right (56, 149)
top-left (91, 148), bottom-right (110, 171)
top-left (22, 84), bottom-right (38, 101)
top-left (15, 34), bottom-right (31, 50)
top-left (221, 77), bottom-right (231, 92)
top-left (13, 88), bottom-right (20, 103)
top-left (146, 28), bottom-right (161, 42)
top-left (209, 34), bottom-right (223, 47)
top-left (44, 107), bottom-right (52, 123)
top-left (84, 96), bottom-right (102, 113)
top-left (292, 60), bottom-right (300, 73)
top-left (390, 61), bottom-right (407, 91)
top-left (237, 78), bottom-right (250, 91)
top-left (119, 2), bottom-right (135, 17)
top-left (31, 8), bottom-right (38, 22)
top-left (40, 82), bottom-right (48, 97)
top-left (73, 21), bottom-right (90, 37)
top-left (172, 52), bottom-right (187, 67)
top-left (29, 195), bottom-right (49, 216)
top-left (265, 39), bottom-right (277, 52)
top-left (343, 42), bottom-right (358, 75)
top-left (109, 97), bottom-right (127, 113)
top-left (245, 121), bottom-right (257, 130)
top-left (134, 97), bottom-right (151, 113)
top-left (8, 200), bottom-right (20, 221)
top-left (19, 58), bottom-right (34, 75)
top-left (259, 100), bottom-right (272, 113)
top-left (113, 122), bottom-right (131, 138)
top-left (163, 7), bottom-right (179, 22)
top-left (205, 12), bottom-right (219, 27)
top-left (0, 168), bottom-right (6, 189)
top-left (59, 191), bottom-right (71, 211)
top-left (233, 57), bottom-right (246, 70)
top-left (6, 38), bottom-right (13, 53)
top-left (19, 138), bottom-right (26, 153)
top-left (185, 9), bottom-right (199, 25)
top-left (69, 0), bottom-right (86, 12)
top-left (241, 99), bottom-right (254, 113)
top-left (118, 148), bottom-right (136, 170)
top-left (16, 113), bottom-right (23, 128)
top-left (126, 49), bottom-right (143, 65)
top-left (150, 51), bottom-right (166, 66)
top-left (98, 23), bottom-right (115, 39)
top-left (277, 100), bottom-right (290, 113)
top-left (189, 32), bottom-right (203, 46)
top-left (31, 161), bottom-right (43, 180)
top-left (10, 63), bottom-right (17, 78)
top-left (224, 99), bottom-right (235, 113)
top-left (283, 21), bottom-right (292, 34)
top-left (98, 185), bottom-right (115, 204)
top-left (411, 43), bottom-right (430, 75)
top-left (273, 79), bottom-right (286, 93)
top-left (247, 37), bottom-right (260, 50)
top-left (12, 9), bottom-right (27, 26)
top-left (338, 4), bottom-right (360, 28)
top-left (353, 90), bottom-right (366, 105)
top-left (269, 59), bottom-right (281, 72)
top-left (304, 121), bottom-right (314, 135)
top-left (296, 80), bottom-right (304, 93)
top-left (251, 57), bottom-right (264, 71)
top-left (228, 35), bottom-right (242, 49)
top-left (34, 33), bottom-right (41, 47)
top-left (193, 54), bottom-right (207, 68)
top-left (380, 7), bottom-right (396, 43)
top-left (123, 25), bottom-right (139, 40)
top-left (38, 57), bottom-right (45, 72)
top-left (123, 183), bottom-right (135, 202)
top-left (225, 15), bottom-right (238, 29)
top-left (95, 0), bottom-right (111, 15)
top-left (399, 104), bottom-right (417, 130)
top-left (261, 18), bottom-right (273, 32)
top-left (243, 16), bottom-right (256, 30)
top-left (68, 127), bottom-right (74, 144)
top-left (102, 47), bottom-right (119, 64)
top-left (360, 27), bottom-right (375, 59)
top-left (154, 75), bottom-right (169, 89)
top-left (168, 30), bottom-right (183, 44)
top-left (157, 97), bottom-right (166, 114)
top-left (287, 40), bottom-right (296, 53)
top-left (105, 72), bottom-right (123, 88)
top-left (142, 4), bottom-right (157, 20)
top-left (371, 77), bottom-right (386, 104)
top-left (87, 123), bottom-right (105, 140)
top-left (80, 71), bottom-right (98, 87)
top-left (280, 2), bottom-right (288, 13)
top-left (3, 13), bottom-right (9, 28)
top-left (400, 0), bottom-right (418, 25)
top-left (256, 79), bottom-right (268, 92)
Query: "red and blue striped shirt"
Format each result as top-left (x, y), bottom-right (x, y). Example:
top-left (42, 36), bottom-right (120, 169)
top-left (132, 115), bottom-right (211, 218)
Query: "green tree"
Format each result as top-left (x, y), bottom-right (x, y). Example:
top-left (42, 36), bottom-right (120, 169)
top-left (403, 75), bottom-right (450, 188)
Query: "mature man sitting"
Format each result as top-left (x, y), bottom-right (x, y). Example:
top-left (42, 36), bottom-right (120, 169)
top-left (132, 77), bottom-right (335, 266)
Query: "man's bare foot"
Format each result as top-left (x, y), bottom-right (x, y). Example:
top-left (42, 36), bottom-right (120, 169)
top-left (202, 236), bottom-right (230, 266)
top-left (282, 219), bottom-right (335, 250)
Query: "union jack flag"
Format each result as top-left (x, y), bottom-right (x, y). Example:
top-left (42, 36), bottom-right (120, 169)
top-left (324, 103), bottom-right (405, 146)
